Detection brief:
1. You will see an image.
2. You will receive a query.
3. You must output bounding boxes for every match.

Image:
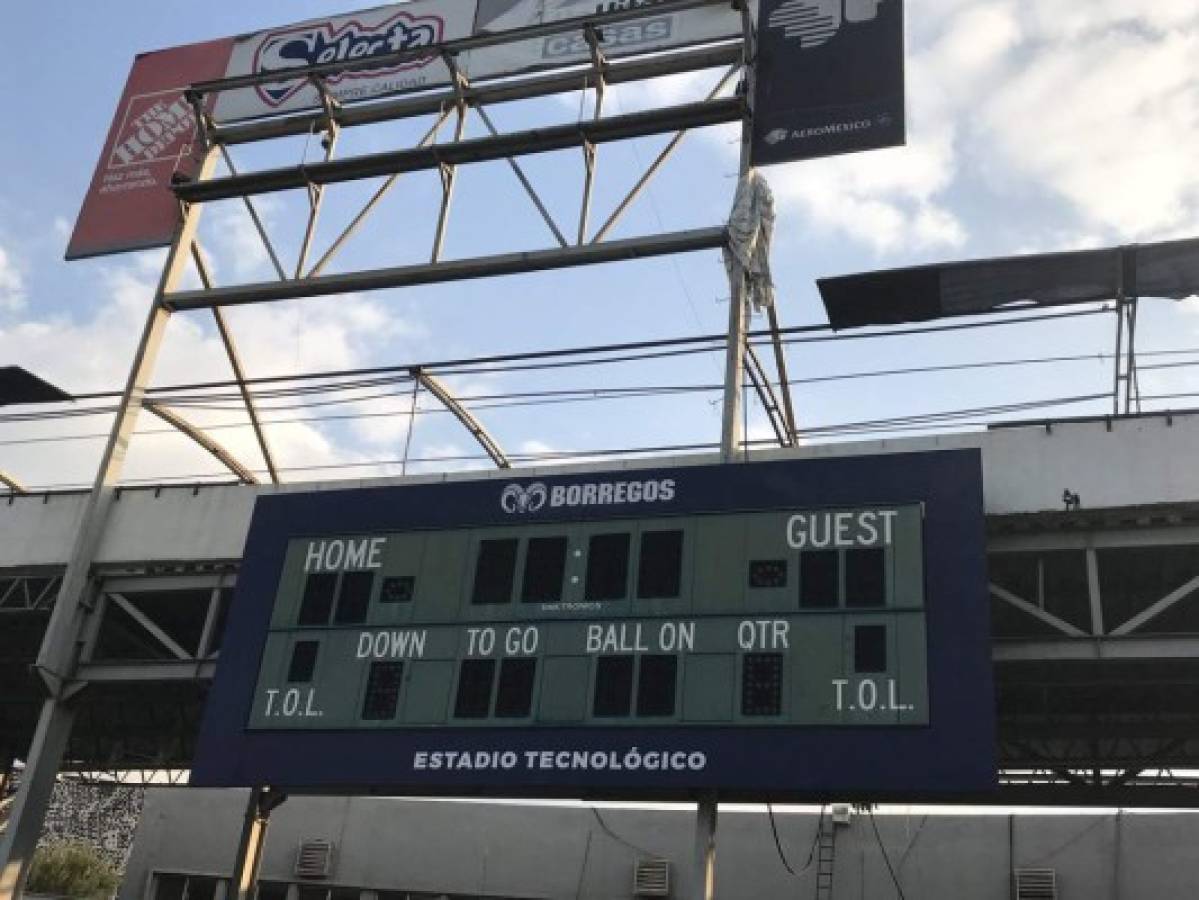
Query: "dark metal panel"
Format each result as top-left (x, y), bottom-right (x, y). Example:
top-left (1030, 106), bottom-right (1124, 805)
top-left (0, 367), bottom-right (71, 406)
top-left (817, 237), bottom-right (1199, 329)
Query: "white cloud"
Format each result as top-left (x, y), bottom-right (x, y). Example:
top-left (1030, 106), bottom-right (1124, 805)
top-left (202, 198), bottom-right (285, 281)
top-left (0, 244), bottom-right (26, 311)
top-left (0, 243), bottom-right (421, 488)
top-left (978, 25), bottom-right (1199, 240)
top-left (1021, 1), bottom-right (1198, 41)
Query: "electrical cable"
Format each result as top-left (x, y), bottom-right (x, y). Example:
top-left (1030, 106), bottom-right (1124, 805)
top-left (766, 803), bottom-right (826, 879)
top-left (4, 342), bottom-right (1179, 428)
top-left (589, 807), bottom-right (662, 859)
top-left (868, 807), bottom-right (908, 900)
top-left (766, 803), bottom-right (799, 875)
top-left (51, 303), bottom-right (1113, 402)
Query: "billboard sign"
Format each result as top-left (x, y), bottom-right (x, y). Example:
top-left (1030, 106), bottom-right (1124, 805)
top-left (751, 0), bottom-right (905, 165)
top-left (192, 451), bottom-right (995, 800)
top-left (467, 0), bottom-right (744, 81)
top-left (65, 39), bottom-right (233, 260)
top-left (213, 2), bottom-right (474, 124)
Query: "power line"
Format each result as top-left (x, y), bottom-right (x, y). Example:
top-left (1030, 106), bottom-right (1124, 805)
top-left (588, 807), bottom-right (661, 860)
top-left (50, 304), bottom-right (1113, 402)
top-left (6, 341), bottom-right (1187, 430)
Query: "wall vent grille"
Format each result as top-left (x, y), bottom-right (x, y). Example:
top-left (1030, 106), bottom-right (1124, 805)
top-left (294, 839), bottom-right (334, 879)
top-left (1014, 868), bottom-right (1057, 900)
top-left (634, 858), bottom-right (671, 897)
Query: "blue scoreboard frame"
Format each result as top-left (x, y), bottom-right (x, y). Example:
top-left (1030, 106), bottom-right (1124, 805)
top-left (192, 449), bottom-right (995, 799)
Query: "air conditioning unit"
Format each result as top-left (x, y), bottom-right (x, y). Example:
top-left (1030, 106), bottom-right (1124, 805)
top-left (1014, 867), bottom-right (1057, 900)
top-left (831, 804), bottom-right (853, 826)
top-left (633, 858), bottom-right (671, 897)
top-left (295, 839), bottom-right (334, 879)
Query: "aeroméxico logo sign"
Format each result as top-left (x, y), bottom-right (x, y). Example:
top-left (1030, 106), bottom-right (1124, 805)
top-left (751, 0), bottom-right (905, 165)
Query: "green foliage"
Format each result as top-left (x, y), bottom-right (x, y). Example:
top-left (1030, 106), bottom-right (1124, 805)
top-left (26, 841), bottom-right (119, 900)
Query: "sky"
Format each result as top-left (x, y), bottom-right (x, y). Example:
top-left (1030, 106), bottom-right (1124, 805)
top-left (0, 0), bottom-right (1197, 490)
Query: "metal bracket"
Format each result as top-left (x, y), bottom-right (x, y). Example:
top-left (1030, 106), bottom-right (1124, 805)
top-left (183, 89), bottom-right (215, 151)
top-left (0, 470), bottom-right (27, 494)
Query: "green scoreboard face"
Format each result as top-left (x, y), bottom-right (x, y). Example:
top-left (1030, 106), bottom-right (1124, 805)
top-left (251, 506), bottom-right (928, 732)
top-left (194, 453), bottom-right (995, 798)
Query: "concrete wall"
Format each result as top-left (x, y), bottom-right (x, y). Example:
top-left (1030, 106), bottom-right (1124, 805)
top-left (121, 789), bottom-right (1199, 900)
top-left (4, 413), bottom-right (1199, 570)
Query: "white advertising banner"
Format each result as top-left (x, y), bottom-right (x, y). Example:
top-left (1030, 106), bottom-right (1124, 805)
top-left (467, 0), bottom-right (745, 81)
top-left (213, 2), bottom-right (475, 123)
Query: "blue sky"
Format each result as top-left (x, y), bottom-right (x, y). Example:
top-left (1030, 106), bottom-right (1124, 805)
top-left (0, 1), bottom-right (1197, 489)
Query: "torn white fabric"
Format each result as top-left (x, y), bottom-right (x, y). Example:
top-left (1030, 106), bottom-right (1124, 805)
top-left (724, 168), bottom-right (776, 312)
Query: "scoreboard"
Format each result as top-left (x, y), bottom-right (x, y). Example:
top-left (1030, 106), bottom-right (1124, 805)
top-left (193, 451), bottom-right (995, 799)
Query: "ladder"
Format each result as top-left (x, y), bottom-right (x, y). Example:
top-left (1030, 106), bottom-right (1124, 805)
top-left (814, 809), bottom-right (837, 900)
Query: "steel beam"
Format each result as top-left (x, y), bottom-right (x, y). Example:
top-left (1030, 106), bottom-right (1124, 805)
top-left (719, 2), bottom-right (756, 463)
top-left (163, 227), bottom-right (728, 310)
top-left (431, 99), bottom-right (469, 264)
top-left (0, 698), bottom-right (77, 898)
top-left (994, 635), bottom-right (1199, 661)
top-left (475, 106), bottom-right (568, 248)
top-left (144, 403), bottom-right (259, 485)
top-left (175, 99), bottom-right (744, 204)
top-left (989, 582), bottom-right (1087, 637)
top-left (0, 148), bottom-right (219, 900)
top-left (764, 304), bottom-right (798, 439)
top-left (190, 243), bottom-right (279, 484)
top-left (212, 44), bottom-right (743, 146)
top-left (0, 471), bottom-right (26, 494)
top-left (743, 343), bottom-right (790, 447)
top-left (218, 147), bottom-right (287, 281)
top-left (415, 370), bottom-right (510, 469)
top-left (1110, 574), bottom-right (1199, 636)
top-left (576, 28), bottom-right (607, 246)
top-left (74, 660), bottom-right (217, 682)
top-left (294, 119), bottom-right (340, 278)
top-left (308, 107), bottom-right (453, 278)
top-left (591, 64), bottom-right (740, 245)
top-left (105, 592), bottom-right (192, 661)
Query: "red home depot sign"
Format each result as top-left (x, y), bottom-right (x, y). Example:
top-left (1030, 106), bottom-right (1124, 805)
top-left (66, 39), bottom-right (234, 260)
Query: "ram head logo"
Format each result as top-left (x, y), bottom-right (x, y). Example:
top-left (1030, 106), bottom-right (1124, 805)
top-left (500, 482), bottom-right (548, 514)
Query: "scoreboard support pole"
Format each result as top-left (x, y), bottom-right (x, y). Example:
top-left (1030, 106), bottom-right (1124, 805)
top-left (692, 795), bottom-right (718, 900)
top-left (707, 5), bottom-right (757, 897)
top-left (231, 788), bottom-right (287, 900)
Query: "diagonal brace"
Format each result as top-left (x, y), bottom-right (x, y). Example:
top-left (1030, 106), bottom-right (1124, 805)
top-left (414, 369), bottom-right (510, 469)
top-left (191, 243), bottom-right (280, 483)
top-left (0, 470), bottom-right (27, 494)
top-left (744, 343), bottom-right (791, 447)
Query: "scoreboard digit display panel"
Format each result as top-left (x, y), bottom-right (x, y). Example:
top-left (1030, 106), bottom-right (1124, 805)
top-left (193, 450), bottom-right (995, 799)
